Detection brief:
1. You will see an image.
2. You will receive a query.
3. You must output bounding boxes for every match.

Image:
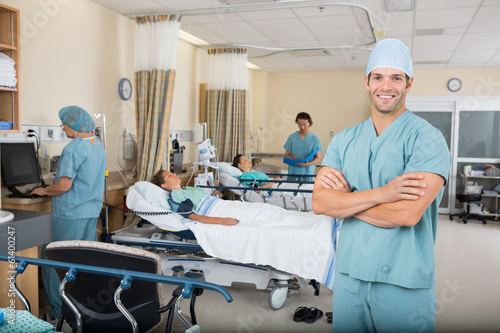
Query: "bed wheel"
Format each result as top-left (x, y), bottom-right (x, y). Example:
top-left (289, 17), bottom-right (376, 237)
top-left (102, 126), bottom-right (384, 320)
top-left (268, 286), bottom-right (288, 310)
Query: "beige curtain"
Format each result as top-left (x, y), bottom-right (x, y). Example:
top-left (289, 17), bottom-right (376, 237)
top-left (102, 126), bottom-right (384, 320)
top-left (205, 48), bottom-right (251, 162)
top-left (134, 14), bottom-right (181, 181)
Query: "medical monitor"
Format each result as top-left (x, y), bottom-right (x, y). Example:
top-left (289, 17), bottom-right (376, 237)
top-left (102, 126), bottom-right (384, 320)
top-left (1, 142), bottom-right (42, 195)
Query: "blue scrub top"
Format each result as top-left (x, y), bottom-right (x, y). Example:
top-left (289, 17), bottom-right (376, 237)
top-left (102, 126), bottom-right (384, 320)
top-left (322, 110), bottom-right (451, 289)
top-left (52, 136), bottom-right (106, 219)
top-left (284, 131), bottom-right (322, 179)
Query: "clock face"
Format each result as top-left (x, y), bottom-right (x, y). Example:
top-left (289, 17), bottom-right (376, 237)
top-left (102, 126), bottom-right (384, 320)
top-left (447, 78), bottom-right (462, 92)
top-left (119, 78), bottom-right (132, 100)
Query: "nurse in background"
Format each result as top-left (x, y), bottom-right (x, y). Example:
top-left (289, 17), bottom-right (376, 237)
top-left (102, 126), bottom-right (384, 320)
top-left (32, 105), bottom-right (106, 321)
top-left (284, 112), bottom-right (322, 181)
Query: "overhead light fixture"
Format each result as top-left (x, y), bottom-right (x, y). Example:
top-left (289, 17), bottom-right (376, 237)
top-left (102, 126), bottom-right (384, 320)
top-left (179, 30), bottom-right (210, 46)
top-left (415, 28), bottom-right (444, 36)
top-left (384, 0), bottom-right (413, 12)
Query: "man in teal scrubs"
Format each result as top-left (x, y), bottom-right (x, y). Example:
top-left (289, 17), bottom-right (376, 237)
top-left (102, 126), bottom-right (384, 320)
top-left (312, 39), bottom-right (451, 332)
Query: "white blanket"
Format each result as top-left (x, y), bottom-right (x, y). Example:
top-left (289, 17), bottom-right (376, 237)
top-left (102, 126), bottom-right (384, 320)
top-left (189, 196), bottom-right (339, 289)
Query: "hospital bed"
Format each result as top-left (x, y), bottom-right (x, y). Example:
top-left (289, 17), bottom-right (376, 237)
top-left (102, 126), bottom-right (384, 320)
top-left (1, 243), bottom-right (232, 333)
top-left (216, 167), bottom-right (315, 211)
top-left (112, 182), bottom-right (339, 310)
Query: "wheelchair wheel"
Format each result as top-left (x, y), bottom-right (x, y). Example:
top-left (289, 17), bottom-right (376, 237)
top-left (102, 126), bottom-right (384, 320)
top-left (268, 286), bottom-right (288, 310)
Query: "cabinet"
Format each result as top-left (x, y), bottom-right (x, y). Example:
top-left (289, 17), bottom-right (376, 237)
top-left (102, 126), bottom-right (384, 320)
top-left (459, 173), bottom-right (500, 220)
top-left (0, 3), bottom-right (20, 132)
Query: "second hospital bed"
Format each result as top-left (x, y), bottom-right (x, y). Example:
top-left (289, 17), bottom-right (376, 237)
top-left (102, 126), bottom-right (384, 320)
top-left (112, 182), bottom-right (340, 310)
top-left (214, 163), bottom-right (315, 211)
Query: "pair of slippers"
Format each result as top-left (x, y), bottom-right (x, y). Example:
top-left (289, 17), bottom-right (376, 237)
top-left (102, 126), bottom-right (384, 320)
top-left (293, 306), bottom-right (323, 323)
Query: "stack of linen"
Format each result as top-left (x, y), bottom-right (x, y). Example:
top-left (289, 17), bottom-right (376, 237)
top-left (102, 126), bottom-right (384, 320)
top-left (0, 52), bottom-right (17, 89)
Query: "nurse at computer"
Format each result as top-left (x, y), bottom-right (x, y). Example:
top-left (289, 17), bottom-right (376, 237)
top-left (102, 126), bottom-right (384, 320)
top-left (283, 112), bottom-right (322, 181)
top-left (31, 105), bottom-right (106, 321)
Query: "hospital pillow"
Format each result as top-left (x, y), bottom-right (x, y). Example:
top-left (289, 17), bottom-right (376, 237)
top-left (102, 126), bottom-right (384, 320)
top-left (133, 181), bottom-right (172, 211)
top-left (216, 162), bottom-right (242, 177)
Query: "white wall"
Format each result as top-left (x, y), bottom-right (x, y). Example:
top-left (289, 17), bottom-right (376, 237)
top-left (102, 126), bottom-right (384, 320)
top-left (3, 0), bottom-right (136, 172)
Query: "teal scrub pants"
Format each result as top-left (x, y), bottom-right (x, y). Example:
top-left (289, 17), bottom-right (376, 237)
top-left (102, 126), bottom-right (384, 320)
top-left (332, 271), bottom-right (436, 333)
top-left (42, 216), bottom-right (98, 318)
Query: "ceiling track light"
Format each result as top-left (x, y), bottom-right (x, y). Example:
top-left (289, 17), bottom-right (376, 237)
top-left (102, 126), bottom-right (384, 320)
top-left (384, 0), bottom-right (414, 12)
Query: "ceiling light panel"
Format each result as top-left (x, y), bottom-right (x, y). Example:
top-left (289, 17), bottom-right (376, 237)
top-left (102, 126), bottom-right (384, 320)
top-left (384, 0), bottom-right (413, 12)
top-left (415, 28), bottom-right (444, 36)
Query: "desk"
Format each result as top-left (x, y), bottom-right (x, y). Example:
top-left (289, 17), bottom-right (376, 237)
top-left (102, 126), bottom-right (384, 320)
top-left (0, 209), bottom-right (52, 317)
top-left (1, 196), bottom-right (51, 213)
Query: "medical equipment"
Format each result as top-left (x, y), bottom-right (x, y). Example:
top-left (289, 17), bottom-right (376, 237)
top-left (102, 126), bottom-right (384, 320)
top-left (193, 138), bottom-right (218, 192)
top-left (94, 113), bottom-right (109, 237)
top-left (170, 137), bottom-right (185, 174)
top-left (1, 246), bottom-right (232, 333)
top-left (195, 138), bottom-right (217, 174)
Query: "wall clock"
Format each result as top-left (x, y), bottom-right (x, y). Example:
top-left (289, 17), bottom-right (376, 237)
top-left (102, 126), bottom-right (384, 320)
top-left (447, 78), bottom-right (462, 92)
top-left (118, 78), bottom-right (132, 100)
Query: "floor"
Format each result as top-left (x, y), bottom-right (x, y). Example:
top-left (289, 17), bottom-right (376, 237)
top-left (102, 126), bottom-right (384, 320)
top-left (54, 214), bottom-right (500, 333)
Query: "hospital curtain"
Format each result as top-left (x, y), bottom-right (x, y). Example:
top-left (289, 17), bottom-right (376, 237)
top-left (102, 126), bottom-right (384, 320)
top-left (205, 48), bottom-right (251, 162)
top-left (134, 14), bottom-right (181, 181)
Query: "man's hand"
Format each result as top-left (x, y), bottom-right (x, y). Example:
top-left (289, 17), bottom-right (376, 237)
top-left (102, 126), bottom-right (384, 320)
top-left (320, 168), bottom-right (351, 193)
top-left (377, 172), bottom-right (427, 204)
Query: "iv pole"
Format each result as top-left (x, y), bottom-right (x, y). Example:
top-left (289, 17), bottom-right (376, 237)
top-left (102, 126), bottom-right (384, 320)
top-left (94, 113), bottom-right (108, 239)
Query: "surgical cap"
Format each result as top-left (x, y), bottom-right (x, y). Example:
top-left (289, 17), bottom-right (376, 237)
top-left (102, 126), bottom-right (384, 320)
top-left (59, 106), bottom-right (96, 132)
top-left (366, 39), bottom-right (413, 78)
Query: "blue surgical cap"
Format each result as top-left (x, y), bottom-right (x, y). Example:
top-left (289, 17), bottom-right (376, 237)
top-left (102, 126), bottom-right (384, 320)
top-left (59, 106), bottom-right (96, 132)
top-left (366, 39), bottom-right (413, 78)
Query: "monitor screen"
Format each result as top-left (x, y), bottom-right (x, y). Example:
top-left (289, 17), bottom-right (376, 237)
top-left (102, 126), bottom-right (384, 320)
top-left (1, 142), bottom-right (42, 188)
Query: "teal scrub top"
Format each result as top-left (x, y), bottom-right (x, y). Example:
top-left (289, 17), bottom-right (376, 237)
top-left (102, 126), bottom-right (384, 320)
top-left (322, 110), bottom-right (451, 289)
top-left (239, 170), bottom-right (269, 186)
top-left (52, 136), bottom-right (106, 219)
top-left (284, 131), bottom-right (322, 178)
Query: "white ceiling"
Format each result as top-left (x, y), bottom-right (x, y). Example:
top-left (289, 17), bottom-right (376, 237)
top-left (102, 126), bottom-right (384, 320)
top-left (89, 0), bottom-right (500, 72)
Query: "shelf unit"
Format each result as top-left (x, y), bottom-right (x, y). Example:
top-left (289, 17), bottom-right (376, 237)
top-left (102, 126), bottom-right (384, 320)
top-left (0, 3), bottom-right (20, 132)
top-left (459, 173), bottom-right (500, 220)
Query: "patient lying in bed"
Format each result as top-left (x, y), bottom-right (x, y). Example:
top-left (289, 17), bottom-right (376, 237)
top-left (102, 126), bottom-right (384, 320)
top-left (127, 169), bottom-right (341, 290)
top-left (232, 154), bottom-right (282, 189)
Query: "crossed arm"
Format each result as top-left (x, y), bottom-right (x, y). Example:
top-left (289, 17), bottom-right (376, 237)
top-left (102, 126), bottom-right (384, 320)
top-left (312, 166), bottom-right (445, 228)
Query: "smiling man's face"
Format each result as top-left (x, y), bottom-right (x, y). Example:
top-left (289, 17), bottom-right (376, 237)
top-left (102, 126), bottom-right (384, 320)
top-left (365, 67), bottom-right (413, 116)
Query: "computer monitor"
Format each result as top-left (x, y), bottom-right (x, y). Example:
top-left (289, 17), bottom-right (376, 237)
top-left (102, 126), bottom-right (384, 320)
top-left (1, 142), bottom-right (42, 197)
